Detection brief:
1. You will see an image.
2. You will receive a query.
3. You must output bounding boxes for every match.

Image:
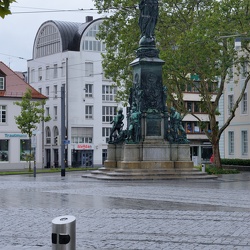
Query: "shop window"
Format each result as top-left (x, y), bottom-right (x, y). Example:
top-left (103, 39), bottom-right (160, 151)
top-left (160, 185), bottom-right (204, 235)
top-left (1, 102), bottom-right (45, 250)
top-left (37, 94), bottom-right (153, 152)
top-left (0, 140), bottom-right (8, 161)
top-left (20, 139), bottom-right (34, 161)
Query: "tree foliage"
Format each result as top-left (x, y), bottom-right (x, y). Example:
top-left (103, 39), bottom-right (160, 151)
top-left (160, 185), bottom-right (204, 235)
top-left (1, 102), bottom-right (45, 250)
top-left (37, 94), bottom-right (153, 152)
top-left (0, 0), bottom-right (16, 18)
top-left (14, 89), bottom-right (51, 170)
top-left (95, 0), bottom-right (250, 168)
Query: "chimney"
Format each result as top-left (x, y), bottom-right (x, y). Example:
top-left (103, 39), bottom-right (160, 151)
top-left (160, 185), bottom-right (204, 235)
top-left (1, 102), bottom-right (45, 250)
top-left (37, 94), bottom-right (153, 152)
top-left (86, 16), bottom-right (93, 22)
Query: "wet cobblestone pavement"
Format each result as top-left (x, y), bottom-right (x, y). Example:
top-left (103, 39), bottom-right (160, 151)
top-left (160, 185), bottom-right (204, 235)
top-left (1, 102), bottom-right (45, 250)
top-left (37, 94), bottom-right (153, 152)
top-left (1, 171), bottom-right (250, 249)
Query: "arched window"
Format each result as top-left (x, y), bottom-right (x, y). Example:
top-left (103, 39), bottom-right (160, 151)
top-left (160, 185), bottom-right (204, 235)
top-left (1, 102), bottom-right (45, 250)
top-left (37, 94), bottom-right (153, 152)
top-left (35, 24), bottom-right (61, 58)
top-left (53, 126), bottom-right (59, 145)
top-left (45, 127), bottom-right (51, 144)
top-left (82, 21), bottom-right (106, 52)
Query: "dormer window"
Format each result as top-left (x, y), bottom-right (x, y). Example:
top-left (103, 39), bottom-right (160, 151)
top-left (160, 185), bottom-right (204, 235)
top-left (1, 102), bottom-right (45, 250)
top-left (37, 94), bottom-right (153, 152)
top-left (0, 76), bottom-right (5, 90)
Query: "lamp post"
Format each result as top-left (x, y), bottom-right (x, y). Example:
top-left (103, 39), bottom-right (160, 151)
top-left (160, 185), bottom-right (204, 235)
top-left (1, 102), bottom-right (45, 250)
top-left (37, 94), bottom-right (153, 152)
top-left (32, 130), bottom-right (41, 177)
top-left (61, 85), bottom-right (66, 177)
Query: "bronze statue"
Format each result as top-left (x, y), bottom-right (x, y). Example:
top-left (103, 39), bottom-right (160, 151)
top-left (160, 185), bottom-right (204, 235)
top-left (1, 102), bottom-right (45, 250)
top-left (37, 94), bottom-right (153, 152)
top-left (169, 107), bottom-right (189, 144)
top-left (127, 103), bottom-right (141, 143)
top-left (109, 109), bottom-right (124, 143)
top-left (139, 0), bottom-right (159, 38)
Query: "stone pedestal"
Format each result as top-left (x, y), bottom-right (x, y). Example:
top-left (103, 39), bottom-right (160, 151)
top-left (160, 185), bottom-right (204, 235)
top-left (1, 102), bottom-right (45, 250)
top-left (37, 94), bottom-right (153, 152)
top-left (104, 141), bottom-right (193, 170)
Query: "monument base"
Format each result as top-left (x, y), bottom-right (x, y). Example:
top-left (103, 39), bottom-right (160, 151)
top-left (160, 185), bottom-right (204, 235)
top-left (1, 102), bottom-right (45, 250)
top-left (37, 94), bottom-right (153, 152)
top-left (82, 141), bottom-right (217, 180)
top-left (104, 141), bottom-right (192, 169)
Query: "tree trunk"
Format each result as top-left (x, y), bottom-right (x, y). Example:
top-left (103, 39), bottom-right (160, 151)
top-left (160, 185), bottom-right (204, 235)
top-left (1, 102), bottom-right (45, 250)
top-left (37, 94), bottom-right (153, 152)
top-left (29, 137), bottom-right (32, 172)
top-left (212, 141), bottom-right (222, 168)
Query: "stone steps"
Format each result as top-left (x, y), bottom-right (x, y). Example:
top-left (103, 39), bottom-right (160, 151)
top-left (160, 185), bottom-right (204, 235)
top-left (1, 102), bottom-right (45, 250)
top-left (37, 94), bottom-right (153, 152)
top-left (82, 168), bottom-right (217, 180)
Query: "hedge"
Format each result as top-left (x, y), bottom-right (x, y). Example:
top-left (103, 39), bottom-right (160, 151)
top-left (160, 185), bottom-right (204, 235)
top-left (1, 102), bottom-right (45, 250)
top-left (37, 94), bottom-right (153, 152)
top-left (221, 158), bottom-right (250, 166)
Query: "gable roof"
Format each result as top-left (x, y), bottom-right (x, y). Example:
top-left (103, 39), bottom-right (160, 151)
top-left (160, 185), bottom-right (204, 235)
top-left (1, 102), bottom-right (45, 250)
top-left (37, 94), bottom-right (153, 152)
top-left (0, 62), bottom-right (47, 99)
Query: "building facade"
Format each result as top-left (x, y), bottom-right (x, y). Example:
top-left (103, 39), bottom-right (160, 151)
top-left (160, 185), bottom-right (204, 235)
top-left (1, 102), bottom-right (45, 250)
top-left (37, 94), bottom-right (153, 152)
top-left (28, 17), bottom-right (124, 168)
top-left (0, 61), bottom-right (47, 169)
top-left (181, 80), bottom-right (217, 165)
top-left (224, 56), bottom-right (250, 159)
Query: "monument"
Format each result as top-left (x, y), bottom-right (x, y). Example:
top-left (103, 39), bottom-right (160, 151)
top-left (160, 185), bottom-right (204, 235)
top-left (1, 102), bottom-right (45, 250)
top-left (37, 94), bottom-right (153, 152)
top-left (83, 1), bottom-right (216, 180)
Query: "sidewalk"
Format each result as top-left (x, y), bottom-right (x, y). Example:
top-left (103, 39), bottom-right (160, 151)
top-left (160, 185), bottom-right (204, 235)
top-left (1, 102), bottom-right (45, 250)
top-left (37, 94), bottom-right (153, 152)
top-left (0, 172), bottom-right (250, 249)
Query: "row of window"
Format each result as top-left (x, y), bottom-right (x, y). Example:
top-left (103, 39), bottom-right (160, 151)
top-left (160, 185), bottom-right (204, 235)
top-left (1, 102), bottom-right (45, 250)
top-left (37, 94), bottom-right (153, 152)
top-left (184, 81), bottom-right (218, 93)
top-left (228, 130), bottom-right (248, 155)
top-left (39, 83), bottom-right (116, 101)
top-left (82, 40), bottom-right (106, 52)
top-left (228, 61), bottom-right (248, 80)
top-left (182, 121), bottom-right (210, 134)
top-left (31, 61), bottom-right (112, 83)
top-left (45, 106), bottom-right (58, 121)
top-left (185, 101), bottom-right (207, 113)
top-left (183, 93), bottom-right (248, 116)
top-left (44, 105), bottom-right (117, 122)
top-left (228, 92), bottom-right (248, 115)
top-left (30, 62), bottom-right (66, 82)
top-left (83, 106), bottom-right (118, 121)
top-left (0, 139), bottom-right (34, 162)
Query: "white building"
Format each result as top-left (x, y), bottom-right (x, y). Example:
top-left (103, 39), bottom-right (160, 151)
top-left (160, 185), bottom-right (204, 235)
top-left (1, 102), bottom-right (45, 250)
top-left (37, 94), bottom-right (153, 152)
top-left (224, 57), bottom-right (250, 159)
top-left (0, 61), bottom-right (47, 169)
top-left (28, 17), bottom-right (123, 168)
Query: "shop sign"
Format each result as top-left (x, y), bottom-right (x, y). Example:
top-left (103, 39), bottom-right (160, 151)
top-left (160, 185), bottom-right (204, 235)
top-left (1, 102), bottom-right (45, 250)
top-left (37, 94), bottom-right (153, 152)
top-left (5, 133), bottom-right (27, 138)
top-left (76, 144), bottom-right (93, 150)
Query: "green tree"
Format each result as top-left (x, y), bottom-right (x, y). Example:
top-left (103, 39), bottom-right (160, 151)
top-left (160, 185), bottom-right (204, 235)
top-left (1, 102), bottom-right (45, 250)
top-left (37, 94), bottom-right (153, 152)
top-left (95, 0), bottom-right (250, 168)
top-left (14, 89), bottom-right (51, 171)
top-left (0, 0), bottom-right (16, 18)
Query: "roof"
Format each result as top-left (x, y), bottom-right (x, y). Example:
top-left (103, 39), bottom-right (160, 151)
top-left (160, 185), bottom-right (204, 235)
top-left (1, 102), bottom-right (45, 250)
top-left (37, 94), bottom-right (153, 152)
top-left (0, 62), bottom-right (47, 99)
top-left (45, 20), bottom-right (83, 51)
top-left (34, 18), bottom-right (104, 54)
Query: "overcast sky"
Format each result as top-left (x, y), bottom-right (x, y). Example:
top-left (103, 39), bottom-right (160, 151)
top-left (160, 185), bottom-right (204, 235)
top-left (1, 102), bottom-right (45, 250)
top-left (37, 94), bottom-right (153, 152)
top-left (0, 0), bottom-right (102, 72)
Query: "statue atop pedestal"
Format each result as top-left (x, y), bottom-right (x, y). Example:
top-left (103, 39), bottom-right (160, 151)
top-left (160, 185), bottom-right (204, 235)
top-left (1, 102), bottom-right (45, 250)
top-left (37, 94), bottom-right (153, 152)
top-left (108, 0), bottom-right (188, 145)
top-left (100, 0), bottom-right (194, 176)
top-left (139, 0), bottom-right (158, 45)
top-left (137, 0), bottom-right (159, 58)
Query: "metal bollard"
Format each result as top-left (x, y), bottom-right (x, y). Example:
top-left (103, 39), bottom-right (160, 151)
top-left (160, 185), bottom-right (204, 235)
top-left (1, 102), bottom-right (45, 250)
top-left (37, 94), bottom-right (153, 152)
top-left (202, 164), bottom-right (206, 173)
top-left (52, 215), bottom-right (76, 250)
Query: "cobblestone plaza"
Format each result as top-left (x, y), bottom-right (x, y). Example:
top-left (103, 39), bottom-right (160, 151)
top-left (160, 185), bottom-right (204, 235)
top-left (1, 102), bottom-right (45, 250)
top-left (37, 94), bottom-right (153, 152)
top-left (1, 172), bottom-right (250, 249)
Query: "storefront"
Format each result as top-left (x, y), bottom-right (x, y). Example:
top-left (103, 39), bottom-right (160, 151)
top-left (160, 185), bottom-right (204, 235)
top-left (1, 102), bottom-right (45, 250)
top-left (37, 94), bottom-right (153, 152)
top-left (72, 143), bottom-right (94, 167)
top-left (190, 143), bottom-right (213, 166)
top-left (0, 133), bottom-right (37, 169)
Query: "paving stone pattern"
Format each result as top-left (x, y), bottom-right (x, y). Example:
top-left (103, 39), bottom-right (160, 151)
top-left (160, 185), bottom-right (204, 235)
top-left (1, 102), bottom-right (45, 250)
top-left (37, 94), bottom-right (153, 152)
top-left (0, 172), bottom-right (250, 249)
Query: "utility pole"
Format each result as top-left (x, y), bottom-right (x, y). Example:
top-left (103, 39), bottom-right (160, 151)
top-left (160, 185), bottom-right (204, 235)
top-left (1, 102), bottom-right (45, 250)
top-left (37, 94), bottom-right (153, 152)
top-left (61, 85), bottom-right (66, 176)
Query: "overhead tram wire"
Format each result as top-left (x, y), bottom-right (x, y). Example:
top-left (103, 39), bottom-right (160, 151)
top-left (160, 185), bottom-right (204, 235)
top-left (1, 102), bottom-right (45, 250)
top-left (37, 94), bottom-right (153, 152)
top-left (0, 52), bottom-right (27, 60)
top-left (11, 8), bottom-right (99, 15)
top-left (10, 3), bottom-right (148, 15)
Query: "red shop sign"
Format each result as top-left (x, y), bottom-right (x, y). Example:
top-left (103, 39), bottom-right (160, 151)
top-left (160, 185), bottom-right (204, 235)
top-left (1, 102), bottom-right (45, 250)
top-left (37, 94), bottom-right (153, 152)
top-left (76, 144), bottom-right (93, 150)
